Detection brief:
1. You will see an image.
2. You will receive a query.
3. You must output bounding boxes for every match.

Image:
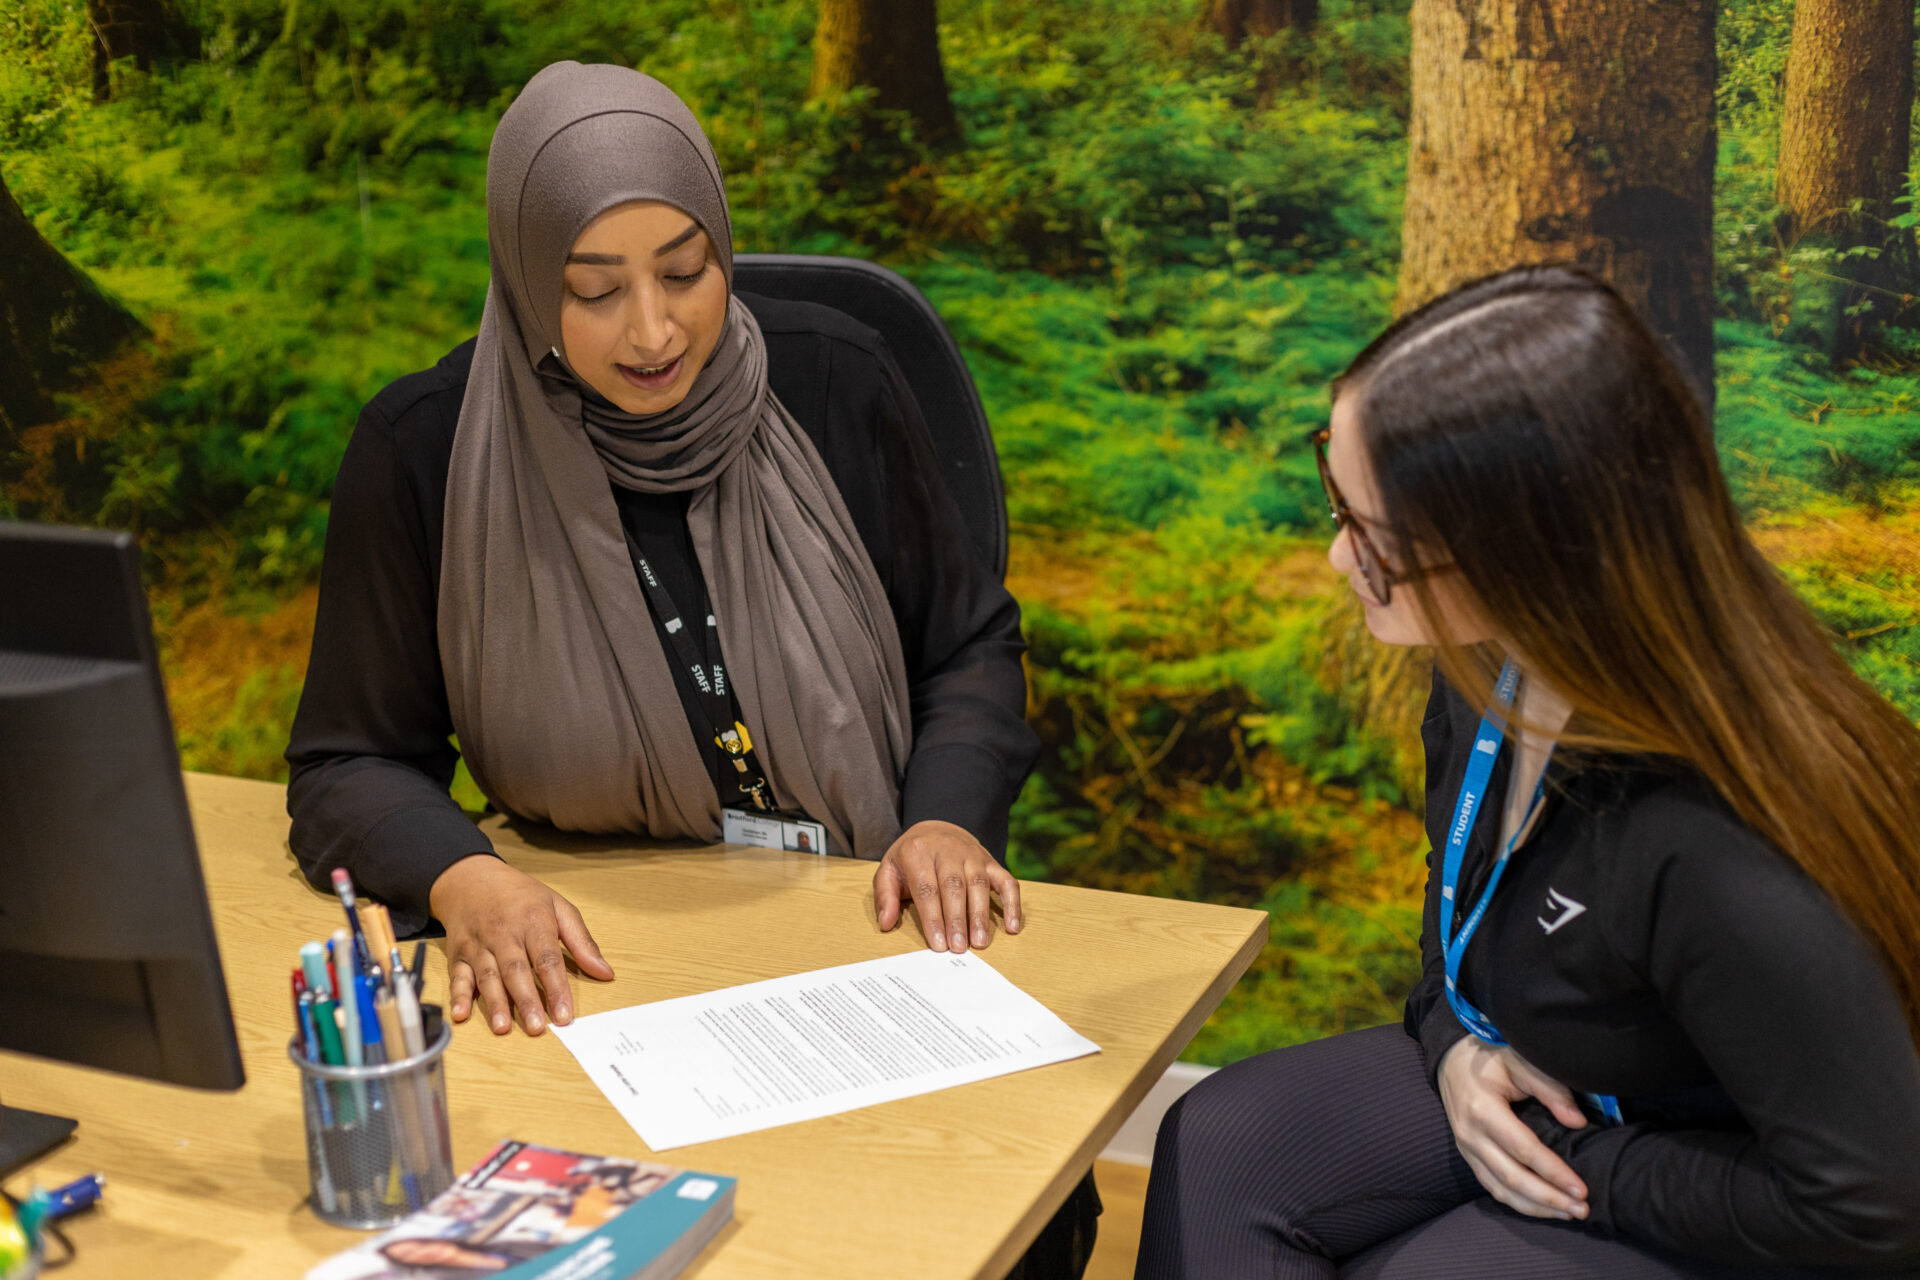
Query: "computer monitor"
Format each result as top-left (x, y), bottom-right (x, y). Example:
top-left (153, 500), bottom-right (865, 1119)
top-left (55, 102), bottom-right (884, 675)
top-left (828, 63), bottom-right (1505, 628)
top-left (0, 521), bottom-right (245, 1175)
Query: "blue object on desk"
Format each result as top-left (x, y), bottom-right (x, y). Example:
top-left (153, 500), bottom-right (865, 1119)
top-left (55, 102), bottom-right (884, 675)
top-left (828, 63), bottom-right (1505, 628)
top-left (41, 1175), bottom-right (104, 1220)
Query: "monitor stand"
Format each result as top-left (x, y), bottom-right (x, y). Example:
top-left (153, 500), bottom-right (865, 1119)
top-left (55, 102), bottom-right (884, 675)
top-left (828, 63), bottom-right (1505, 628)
top-left (0, 1090), bottom-right (77, 1179)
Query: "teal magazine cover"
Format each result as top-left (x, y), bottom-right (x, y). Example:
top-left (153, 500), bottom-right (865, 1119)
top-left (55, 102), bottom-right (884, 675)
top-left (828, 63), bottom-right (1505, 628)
top-left (306, 1140), bottom-right (735, 1280)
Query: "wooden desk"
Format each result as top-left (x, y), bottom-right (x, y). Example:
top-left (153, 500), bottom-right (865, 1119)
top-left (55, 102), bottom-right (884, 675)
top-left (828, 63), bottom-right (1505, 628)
top-left (0, 773), bottom-right (1265, 1279)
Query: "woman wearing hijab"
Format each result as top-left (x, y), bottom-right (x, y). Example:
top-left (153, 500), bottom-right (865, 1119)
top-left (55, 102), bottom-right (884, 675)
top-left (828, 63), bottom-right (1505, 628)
top-left (1133, 267), bottom-right (1920, 1277)
top-left (285, 62), bottom-right (1040, 1040)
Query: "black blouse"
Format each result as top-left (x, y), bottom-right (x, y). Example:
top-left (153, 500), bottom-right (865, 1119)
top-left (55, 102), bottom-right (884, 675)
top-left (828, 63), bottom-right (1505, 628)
top-left (1407, 672), bottom-right (1920, 1268)
top-left (286, 293), bottom-right (1039, 936)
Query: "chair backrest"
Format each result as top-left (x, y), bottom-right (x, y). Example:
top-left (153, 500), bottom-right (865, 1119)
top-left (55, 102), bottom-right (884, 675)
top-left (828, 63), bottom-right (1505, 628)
top-left (733, 254), bottom-right (1008, 579)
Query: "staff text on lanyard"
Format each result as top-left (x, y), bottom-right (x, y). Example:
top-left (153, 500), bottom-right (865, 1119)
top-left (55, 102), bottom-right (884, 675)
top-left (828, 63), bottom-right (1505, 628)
top-left (622, 527), bottom-right (774, 812)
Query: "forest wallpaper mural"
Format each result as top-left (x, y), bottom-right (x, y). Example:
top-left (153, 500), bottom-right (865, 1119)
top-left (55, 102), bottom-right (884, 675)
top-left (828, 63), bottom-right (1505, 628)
top-left (4, 0), bottom-right (1916, 1064)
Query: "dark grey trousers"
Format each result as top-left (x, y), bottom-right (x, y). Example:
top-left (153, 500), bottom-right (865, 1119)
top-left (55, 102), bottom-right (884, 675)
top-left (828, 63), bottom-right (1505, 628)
top-left (1134, 1023), bottom-right (1834, 1279)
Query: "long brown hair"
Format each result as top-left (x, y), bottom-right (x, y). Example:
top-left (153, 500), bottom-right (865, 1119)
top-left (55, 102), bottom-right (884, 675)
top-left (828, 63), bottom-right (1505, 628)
top-left (1336, 264), bottom-right (1920, 1043)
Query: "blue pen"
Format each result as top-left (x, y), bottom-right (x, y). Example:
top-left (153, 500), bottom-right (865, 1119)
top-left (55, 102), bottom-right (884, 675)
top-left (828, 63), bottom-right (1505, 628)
top-left (330, 868), bottom-right (373, 972)
top-left (295, 992), bottom-right (334, 1126)
top-left (357, 971), bottom-right (385, 1067)
top-left (295, 991), bottom-right (320, 1061)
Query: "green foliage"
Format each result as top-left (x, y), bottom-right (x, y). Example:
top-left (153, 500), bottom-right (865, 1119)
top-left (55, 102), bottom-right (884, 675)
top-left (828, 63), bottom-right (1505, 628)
top-left (1717, 320), bottom-right (1920, 512)
top-left (170, 662), bottom-right (306, 778)
top-left (930, 10), bottom-right (1403, 276)
top-left (1185, 873), bottom-right (1421, 1064)
top-left (1009, 519), bottom-right (1415, 901)
top-left (1715, 0), bottom-right (1795, 136)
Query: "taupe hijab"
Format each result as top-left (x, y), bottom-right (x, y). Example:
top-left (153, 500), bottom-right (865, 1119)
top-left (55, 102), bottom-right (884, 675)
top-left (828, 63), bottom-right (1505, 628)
top-left (437, 61), bottom-right (912, 856)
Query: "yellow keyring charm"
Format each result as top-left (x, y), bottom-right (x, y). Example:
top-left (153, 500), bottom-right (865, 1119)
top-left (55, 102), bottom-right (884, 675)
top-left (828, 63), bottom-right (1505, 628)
top-left (0, 1198), bottom-right (34, 1279)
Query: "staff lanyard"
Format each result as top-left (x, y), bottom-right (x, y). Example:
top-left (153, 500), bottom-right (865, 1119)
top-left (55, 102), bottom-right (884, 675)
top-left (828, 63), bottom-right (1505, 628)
top-left (621, 526), bottom-right (775, 813)
top-left (1441, 658), bottom-right (1624, 1126)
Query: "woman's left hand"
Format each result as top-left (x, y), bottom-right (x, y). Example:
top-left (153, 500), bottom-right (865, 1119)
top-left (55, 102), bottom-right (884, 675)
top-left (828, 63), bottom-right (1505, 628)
top-left (874, 820), bottom-right (1023, 953)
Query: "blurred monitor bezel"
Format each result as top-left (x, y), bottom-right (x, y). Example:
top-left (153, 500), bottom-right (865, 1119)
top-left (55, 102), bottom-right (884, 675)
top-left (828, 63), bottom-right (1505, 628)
top-left (0, 521), bottom-right (245, 1175)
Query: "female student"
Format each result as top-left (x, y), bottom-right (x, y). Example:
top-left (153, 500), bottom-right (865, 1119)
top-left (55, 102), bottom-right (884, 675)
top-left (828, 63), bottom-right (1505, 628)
top-left (285, 62), bottom-right (1040, 1039)
top-left (1135, 266), bottom-right (1920, 1278)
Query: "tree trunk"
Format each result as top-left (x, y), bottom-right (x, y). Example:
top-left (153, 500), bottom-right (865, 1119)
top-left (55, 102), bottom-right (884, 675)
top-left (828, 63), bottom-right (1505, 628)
top-left (0, 167), bottom-right (143, 438)
top-left (1204, 0), bottom-right (1320, 47)
top-left (810, 0), bottom-right (959, 145)
top-left (1397, 0), bottom-right (1718, 399)
top-left (86, 0), bottom-right (196, 101)
top-left (1776, 0), bottom-right (1915, 359)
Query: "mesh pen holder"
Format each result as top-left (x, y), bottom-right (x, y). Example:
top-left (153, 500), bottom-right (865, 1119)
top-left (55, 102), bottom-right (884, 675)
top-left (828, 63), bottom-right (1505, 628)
top-left (288, 1020), bottom-right (455, 1229)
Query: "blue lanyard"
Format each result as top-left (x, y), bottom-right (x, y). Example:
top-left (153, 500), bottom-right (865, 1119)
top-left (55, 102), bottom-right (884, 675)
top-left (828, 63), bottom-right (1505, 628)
top-left (1441, 659), bottom-right (1624, 1126)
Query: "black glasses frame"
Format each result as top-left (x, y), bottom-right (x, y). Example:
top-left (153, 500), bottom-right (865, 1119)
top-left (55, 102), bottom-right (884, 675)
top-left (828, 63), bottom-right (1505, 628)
top-left (1309, 426), bottom-right (1439, 606)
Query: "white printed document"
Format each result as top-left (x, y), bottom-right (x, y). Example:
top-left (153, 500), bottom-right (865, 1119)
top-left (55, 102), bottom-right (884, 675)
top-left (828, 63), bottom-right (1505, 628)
top-left (551, 950), bottom-right (1100, 1150)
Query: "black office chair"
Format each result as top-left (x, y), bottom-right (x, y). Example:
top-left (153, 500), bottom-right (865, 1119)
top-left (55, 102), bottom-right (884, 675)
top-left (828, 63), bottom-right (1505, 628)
top-left (732, 254), bottom-right (1008, 579)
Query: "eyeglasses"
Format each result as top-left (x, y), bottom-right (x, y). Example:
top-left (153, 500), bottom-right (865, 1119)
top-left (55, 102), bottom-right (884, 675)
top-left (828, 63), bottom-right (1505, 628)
top-left (1310, 426), bottom-right (1449, 606)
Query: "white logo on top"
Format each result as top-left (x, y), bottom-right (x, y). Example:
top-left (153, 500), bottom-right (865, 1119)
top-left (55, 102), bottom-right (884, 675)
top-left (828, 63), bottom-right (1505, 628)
top-left (1538, 888), bottom-right (1587, 935)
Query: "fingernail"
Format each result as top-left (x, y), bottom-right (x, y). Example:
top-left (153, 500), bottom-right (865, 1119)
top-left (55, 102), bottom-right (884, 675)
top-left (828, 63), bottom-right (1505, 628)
top-left (951, 930), bottom-right (966, 951)
top-left (931, 933), bottom-right (947, 952)
top-left (1555, 1211), bottom-right (1571, 1221)
top-left (556, 1004), bottom-right (572, 1023)
top-left (1009, 916), bottom-right (1021, 932)
top-left (527, 1014), bottom-right (544, 1033)
top-left (974, 927), bottom-right (987, 946)
top-left (492, 1015), bottom-right (508, 1032)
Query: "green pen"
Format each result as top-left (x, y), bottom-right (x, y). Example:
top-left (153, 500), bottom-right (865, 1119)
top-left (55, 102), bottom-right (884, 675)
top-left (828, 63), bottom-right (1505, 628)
top-left (312, 996), bottom-right (346, 1065)
top-left (311, 996), bottom-right (356, 1125)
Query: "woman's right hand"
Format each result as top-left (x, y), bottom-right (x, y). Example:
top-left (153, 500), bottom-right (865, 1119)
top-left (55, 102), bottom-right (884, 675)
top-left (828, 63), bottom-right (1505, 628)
top-left (1437, 1037), bottom-right (1592, 1221)
top-left (428, 854), bottom-right (614, 1035)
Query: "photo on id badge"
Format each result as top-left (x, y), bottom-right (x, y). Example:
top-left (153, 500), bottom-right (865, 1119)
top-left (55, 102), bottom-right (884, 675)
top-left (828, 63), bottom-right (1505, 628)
top-left (722, 807), bottom-right (828, 855)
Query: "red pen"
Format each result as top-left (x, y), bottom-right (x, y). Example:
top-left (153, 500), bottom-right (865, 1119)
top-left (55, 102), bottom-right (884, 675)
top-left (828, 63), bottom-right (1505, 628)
top-left (290, 968), bottom-right (308, 1041)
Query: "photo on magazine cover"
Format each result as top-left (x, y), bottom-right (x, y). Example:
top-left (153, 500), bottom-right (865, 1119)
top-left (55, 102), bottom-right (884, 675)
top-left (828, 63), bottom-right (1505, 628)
top-left (308, 1142), bottom-right (681, 1280)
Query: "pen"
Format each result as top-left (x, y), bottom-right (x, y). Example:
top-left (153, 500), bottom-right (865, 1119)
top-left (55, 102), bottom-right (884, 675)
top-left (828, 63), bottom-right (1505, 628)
top-left (295, 991), bottom-right (320, 1062)
top-left (311, 994), bottom-right (345, 1066)
top-left (409, 941), bottom-right (426, 995)
top-left (296, 992), bottom-right (335, 1128)
top-left (379, 908), bottom-right (398, 972)
top-left (330, 868), bottom-right (373, 973)
top-left (299, 942), bottom-right (332, 1003)
top-left (374, 990), bottom-right (425, 1210)
top-left (358, 971), bottom-right (385, 1067)
top-left (391, 946), bottom-right (426, 1057)
top-left (331, 929), bottom-right (363, 1067)
top-left (359, 902), bottom-right (398, 973)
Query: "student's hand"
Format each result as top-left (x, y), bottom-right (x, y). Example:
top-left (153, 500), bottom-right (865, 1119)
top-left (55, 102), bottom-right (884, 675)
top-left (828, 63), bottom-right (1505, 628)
top-left (1437, 1037), bottom-right (1591, 1221)
top-left (429, 854), bottom-right (614, 1036)
top-left (874, 820), bottom-right (1023, 954)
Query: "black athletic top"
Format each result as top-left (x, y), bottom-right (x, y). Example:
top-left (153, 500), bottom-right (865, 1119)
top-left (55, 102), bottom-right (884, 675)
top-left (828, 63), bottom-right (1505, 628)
top-left (286, 293), bottom-right (1038, 936)
top-left (1405, 671), bottom-right (1920, 1269)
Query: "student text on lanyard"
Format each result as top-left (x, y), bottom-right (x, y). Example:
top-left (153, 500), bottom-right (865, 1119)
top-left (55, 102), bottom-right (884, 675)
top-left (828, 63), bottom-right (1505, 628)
top-left (1442, 658), bottom-right (1624, 1126)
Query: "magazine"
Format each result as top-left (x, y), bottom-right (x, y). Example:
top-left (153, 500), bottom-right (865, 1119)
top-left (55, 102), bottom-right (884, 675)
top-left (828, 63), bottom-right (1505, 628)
top-left (307, 1140), bottom-right (736, 1280)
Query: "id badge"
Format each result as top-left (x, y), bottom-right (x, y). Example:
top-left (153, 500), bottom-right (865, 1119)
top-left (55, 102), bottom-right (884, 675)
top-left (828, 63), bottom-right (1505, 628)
top-left (723, 807), bottom-right (828, 855)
